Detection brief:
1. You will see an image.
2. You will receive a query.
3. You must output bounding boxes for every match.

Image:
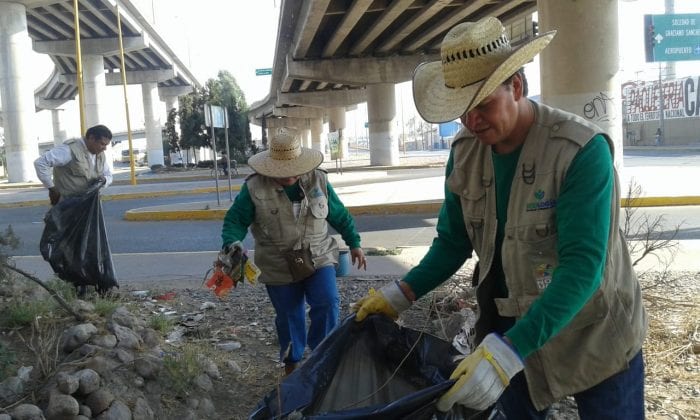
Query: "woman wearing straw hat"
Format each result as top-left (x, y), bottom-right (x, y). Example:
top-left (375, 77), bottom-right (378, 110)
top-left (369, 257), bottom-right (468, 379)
top-left (354, 17), bottom-right (645, 418)
top-left (221, 128), bottom-right (367, 375)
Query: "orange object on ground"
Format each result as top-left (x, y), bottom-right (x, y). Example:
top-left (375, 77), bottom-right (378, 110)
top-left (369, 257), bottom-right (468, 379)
top-left (204, 269), bottom-right (236, 297)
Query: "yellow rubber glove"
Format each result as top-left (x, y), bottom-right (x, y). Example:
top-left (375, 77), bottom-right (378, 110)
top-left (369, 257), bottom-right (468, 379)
top-left (353, 281), bottom-right (412, 322)
top-left (436, 333), bottom-right (524, 412)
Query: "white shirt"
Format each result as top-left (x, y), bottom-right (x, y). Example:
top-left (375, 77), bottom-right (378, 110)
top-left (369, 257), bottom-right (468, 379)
top-left (34, 138), bottom-right (113, 189)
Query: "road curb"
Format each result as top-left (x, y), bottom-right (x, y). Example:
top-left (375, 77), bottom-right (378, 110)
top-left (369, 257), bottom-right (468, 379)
top-left (124, 201), bottom-right (446, 221)
top-left (0, 185), bottom-right (241, 209)
top-left (121, 195), bottom-right (700, 221)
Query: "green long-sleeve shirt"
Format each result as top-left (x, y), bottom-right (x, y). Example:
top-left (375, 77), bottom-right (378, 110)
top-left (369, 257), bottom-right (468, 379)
top-left (404, 135), bottom-right (613, 358)
top-left (221, 180), bottom-right (361, 249)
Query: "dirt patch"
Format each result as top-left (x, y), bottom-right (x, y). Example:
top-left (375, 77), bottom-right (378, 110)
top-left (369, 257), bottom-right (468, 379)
top-left (1, 266), bottom-right (698, 419)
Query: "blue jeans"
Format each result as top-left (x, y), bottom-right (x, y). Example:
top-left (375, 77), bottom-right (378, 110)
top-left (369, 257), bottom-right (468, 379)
top-left (496, 350), bottom-right (645, 419)
top-left (265, 266), bottom-right (340, 364)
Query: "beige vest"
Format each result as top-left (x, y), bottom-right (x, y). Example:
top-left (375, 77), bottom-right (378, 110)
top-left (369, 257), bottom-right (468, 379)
top-left (447, 101), bottom-right (647, 409)
top-left (247, 170), bottom-right (338, 285)
top-left (53, 139), bottom-right (106, 198)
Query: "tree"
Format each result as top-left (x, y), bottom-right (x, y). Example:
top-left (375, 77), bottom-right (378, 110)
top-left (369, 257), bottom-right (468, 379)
top-left (206, 71), bottom-right (254, 162)
top-left (178, 87), bottom-right (210, 162)
top-left (164, 108), bottom-right (181, 159)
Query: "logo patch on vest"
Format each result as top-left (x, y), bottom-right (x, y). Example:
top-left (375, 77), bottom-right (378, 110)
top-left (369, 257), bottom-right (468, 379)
top-left (534, 263), bottom-right (555, 290)
top-left (309, 187), bottom-right (324, 198)
top-left (526, 189), bottom-right (557, 211)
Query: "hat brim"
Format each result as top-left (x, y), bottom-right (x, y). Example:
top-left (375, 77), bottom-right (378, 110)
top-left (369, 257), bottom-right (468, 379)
top-left (248, 148), bottom-right (324, 178)
top-left (413, 31), bottom-right (556, 124)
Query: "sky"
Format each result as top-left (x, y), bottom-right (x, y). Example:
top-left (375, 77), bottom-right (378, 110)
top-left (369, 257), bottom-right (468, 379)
top-left (15, 0), bottom-right (700, 143)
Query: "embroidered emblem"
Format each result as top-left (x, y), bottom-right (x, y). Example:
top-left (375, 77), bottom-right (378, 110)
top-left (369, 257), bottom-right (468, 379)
top-left (309, 187), bottom-right (324, 198)
top-left (534, 263), bottom-right (554, 290)
top-left (526, 189), bottom-right (556, 211)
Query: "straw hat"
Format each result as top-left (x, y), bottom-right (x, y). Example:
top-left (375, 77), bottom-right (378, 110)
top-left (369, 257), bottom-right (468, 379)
top-left (413, 17), bottom-right (556, 123)
top-left (247, 128), bottom-right (323, 178)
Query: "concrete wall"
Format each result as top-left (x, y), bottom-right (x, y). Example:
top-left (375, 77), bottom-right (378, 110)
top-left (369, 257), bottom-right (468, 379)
top-left (624, 117), bottom-right (700, 146)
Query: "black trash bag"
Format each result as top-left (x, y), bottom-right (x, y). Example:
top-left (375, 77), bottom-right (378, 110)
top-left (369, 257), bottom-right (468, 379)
top-left (39, 184), bottom-right (118, 294)
top-left (249, 315), bottom-right (485, 420)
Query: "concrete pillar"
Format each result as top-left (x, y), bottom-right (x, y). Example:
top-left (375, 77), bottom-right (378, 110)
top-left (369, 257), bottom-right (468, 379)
top-left (141, 82), bottom-right (164, 166)
top-left (83, 54), bottom-right (107, 127)
top-left (367, 83), bottom-right (399, 166)
top-left (51, 109), bottom-right (67, 145)
top-left (0, 2), bottom-right (38, 182)
top-left (301, 127), bottom-right (311, 149)
top-left (164, 95), bottom-right (179, 114)
top-left (328, 107), bottom-right (347, 159)
top-left (539, 0), bottom-right (623, 167)
top-left (310, 117), bottom-right (323, 153)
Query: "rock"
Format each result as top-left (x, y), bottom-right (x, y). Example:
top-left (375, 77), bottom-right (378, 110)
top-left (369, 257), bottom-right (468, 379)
top-left (61, 323), bottom-right (98, 352)
top-left (79, 404), bottom-right (92, 417)
top-left (109, 306), bottom-right (141, 329)
top-left (132, 397), bottom-right (154, 420)
top-left (46, 391), bottom-right (80, 419)
top-left (78, 343), bottom-right (100, 356)
top-left (73, 300), bottom-right (95, 315)
top-left (91, 334), bottom-right (118, 348)
top-left (56, 372), bottom-right (79, 395)
top-left (140, 328), bottom-right (160, 348)
top-left (85, 355), bottom-right (120, 378)
top-left (85, 388), bottom-right (115, 415)
top-left (200, 358), bottom-right (221, 379)
top-left (0, 376), bottom-right (23, 404)
top-left (198, 397), bottom-right (216, 417)
top-left (16, 366), bottom-right (33, 382)
top-left (186, 398), bottom-right (199, 409)
top-left (0, 413), bottom-right (11, 420)
top-left (75, 369), bottom-right (101, 395)
top-left (95, 399), bottom-right (131, 420)
top-left (193, 373), bottom-right (213, 392)
top-left (226, 360), bottom-right (242, 374)
top-left (111, 324), bottom-right (143, 350)
top-left (134, 355), bottom-right (162, 379)
top-left (216, 341), bottom-right (242, 351)
top-left (10, 404), bottom-right (45, 420)
top-left (112, 348), bottom-right (134, 364)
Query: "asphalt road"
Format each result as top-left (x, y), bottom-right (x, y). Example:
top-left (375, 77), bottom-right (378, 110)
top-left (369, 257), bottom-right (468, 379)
top-left (3, 192), bottom-right (441, 256)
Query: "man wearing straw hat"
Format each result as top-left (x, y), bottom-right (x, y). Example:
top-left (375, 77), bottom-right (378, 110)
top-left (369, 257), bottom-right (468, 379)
top-left (221, 128), bottom-right (367, 375)
top-left (354, 17), bottom-right (646, 418)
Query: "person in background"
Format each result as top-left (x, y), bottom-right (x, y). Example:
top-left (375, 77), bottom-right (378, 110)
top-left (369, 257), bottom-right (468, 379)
top-left (353, 17), bottom-right (646, 418)
top-left (34, 124), bottom-right (114, 296)
top-left (218, 151), bottom-right (229, 176)
top-left (34, 124), bottom-right (114, 205)
top-left (221, 128), bottom-right (367, 375)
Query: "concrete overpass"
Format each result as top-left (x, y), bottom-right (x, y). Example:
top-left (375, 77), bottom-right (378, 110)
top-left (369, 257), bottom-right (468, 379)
top-left (0, 0), bottom-right (200, 182)
top-left (250, 0), bottom-right (624, 167)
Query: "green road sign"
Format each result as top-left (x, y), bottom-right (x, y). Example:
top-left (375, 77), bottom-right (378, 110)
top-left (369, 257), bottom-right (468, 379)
top-left (645, 13), bottom-right (700, 62)
top-left (255, 68), bottom-right (273, 76)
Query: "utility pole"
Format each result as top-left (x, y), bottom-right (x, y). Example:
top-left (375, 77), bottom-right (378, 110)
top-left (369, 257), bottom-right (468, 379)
top-left (658, 62), bottom-right (665, 144)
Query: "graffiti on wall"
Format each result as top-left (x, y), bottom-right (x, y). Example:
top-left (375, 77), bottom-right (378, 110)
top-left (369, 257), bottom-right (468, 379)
top-left (622, 75), bottom-right (700, 122)
top-left (583, 92), bottom-right (616, 123)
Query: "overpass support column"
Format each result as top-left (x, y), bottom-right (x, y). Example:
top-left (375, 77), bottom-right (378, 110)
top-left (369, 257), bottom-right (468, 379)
top-left (301, 118), bottom-right (311, 149)
top-left (0, 1), bottom-right (37, 182)
top-left (51, 109), bottom-right (67, 145)
top-left (83, 54), bottom-right (107, 127)
top-left (328, 107), bottom-right (347, 159)
top-left (367, 83), bottom-right (398, 166)
top-left (142, 82), bottom-right (165, 167)
top-left (164, 95), bottom-right (179, 114)
top-left (310, 117), bottom-right (323, 153)
top-left (539, 0), bottom-right (623, 166)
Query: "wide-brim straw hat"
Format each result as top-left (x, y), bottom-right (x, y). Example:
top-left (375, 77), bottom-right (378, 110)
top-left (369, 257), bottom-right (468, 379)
top-left (413, 17), bottom-right (556, 123)
top-left (248, 128), bottom-right (323, 178)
